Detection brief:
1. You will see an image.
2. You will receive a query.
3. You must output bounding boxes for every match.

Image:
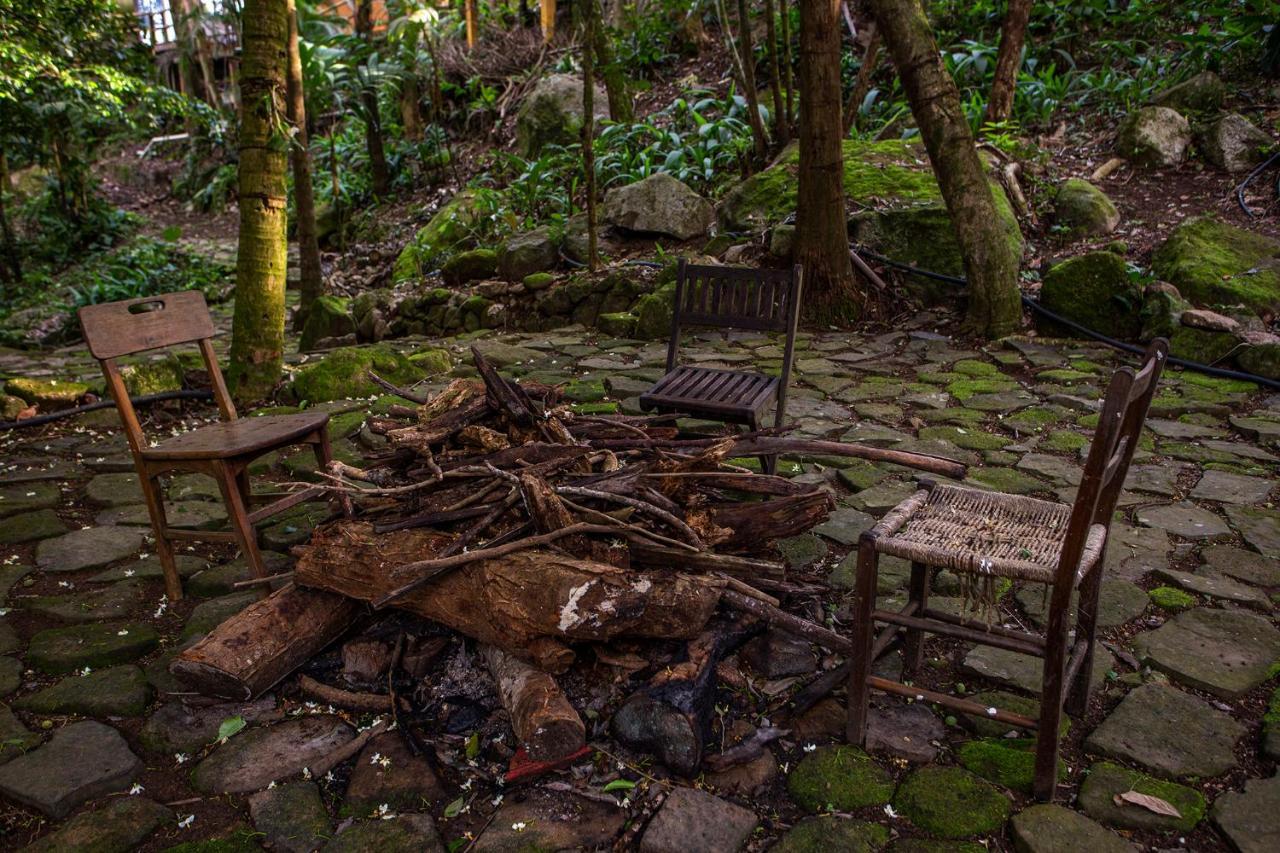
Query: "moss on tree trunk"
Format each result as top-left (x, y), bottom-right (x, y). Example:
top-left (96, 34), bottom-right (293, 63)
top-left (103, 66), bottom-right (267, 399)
top-left (586, 0), bottom-right (631, 123)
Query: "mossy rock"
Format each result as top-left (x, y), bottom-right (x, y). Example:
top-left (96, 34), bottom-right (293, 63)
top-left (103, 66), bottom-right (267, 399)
top-left (1078, 761), bottom-right (1206, 832)
top-left (26, 622), bottom-right (160, 674)
top-left (945, 378), bottom-right (1019, 402)
top-left (1053, 179), bottom-right (1119, 238)
top-left (894, 767), bottom-right (1011, 839)
top-left (952, 359), bottom-right (1001, 377)
top-left (1237, 340), bottom-right (1280, 381)
top-left (1039, 252), bottom-right (1143, 340)
top-left (407, 348), bottom-right (452, 376)
top-left (597, 311), bottom-right (637, 337)
top-left (956, 738), bottom-right (1065, 794)
top-left (290, 345), bottom-right (425, 403)
top-left (5, 377), bottom-right (89, 411)
top-left (514, 73), bottom-right (608, 156)
top-left (787, 745), bottom-right (895, 812)
top-left (393, 190), bottom-right (485, 283)
top-left (119, 354), bottom-right (185, 396)
top-left (298, 295), bottom-right (355, 352)
top-left (1168, 324), bottom-right (1241, 365)
top-left (441, 248), bottom-right (498, 287)
top-left (1139, 285), bottom-right (1192, 341)
top-left (523, 272), bottom-right (556, 291)
top-left (1149, 585), bottom-right (1196, 610)
top-left (918, 426), bottom-right (1010, 451)
top-left (1150, 70), bottom-right (1226, 113)
top-left (771, 816), bottom-right (890, 853)
top-left (633, 281), bottom-right (677, 340)
top-left (1151, 217), bottom-right (1280, 315)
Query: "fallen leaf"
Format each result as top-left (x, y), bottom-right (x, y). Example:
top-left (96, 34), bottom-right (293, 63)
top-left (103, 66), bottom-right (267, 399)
top-left (1114, 790), bottom-right (1181, 818)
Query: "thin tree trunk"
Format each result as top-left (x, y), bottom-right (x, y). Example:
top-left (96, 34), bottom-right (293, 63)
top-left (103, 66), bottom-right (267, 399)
top-left (465, 0), bottom-right (478, 48)
top-left (286, 0), bottom-right (324, 329)
top-left (587, 0), bottom-right (631, 122)
top-left (229, 0), bottom-right (291, 399)
top-left (868, 0), bottom-right (1022, 337)
top-left (400, 73), bottom-right (424, 140)
top-left (779, 0), bottom-right (794, 128)
top-left (763, 0), bottom-right (788, 145)
top-left (581, 3), bottom-right (599, 272)
top-left (328, 127), bottom-right (342, 246)
top-left (984, 0), bottom-right (1032, 124)
top-left (843, 24), bottom-right (881, 136)
top-left (795, 0), bottom-right (859, 323)
top-left (0, 150), bottom-right (19, 283)
top-left (540, 0), bottom-right (556, 42)
top-left (356, 0), bottom-right (391, 196)
top-left (735, 0), bottom-right (769, 166)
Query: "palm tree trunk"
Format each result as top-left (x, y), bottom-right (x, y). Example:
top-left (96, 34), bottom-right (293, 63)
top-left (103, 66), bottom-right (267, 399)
top-left (229, 0), bottom-right (291, 400)
top-left (356, 0), bottom-right (391, 196)
top-left (285, 0), bottom-right (324, 328)
top-left (984, 0), bottom-right (1032, 124)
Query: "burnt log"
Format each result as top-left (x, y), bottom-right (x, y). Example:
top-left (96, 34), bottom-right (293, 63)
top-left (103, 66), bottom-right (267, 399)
top-left (481, 643), bottom-right (586, 761)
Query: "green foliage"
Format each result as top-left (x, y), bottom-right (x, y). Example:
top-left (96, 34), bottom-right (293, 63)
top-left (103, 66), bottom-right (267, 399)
top-left (63, 238), bottom-right (231, 310)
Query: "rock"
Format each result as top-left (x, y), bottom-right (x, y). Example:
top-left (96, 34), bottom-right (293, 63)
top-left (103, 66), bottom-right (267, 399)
top-left (0, 657), bottom-right (21, 696)
top-left (0, 509), bottom-right (68, 544)
top-left (1150, 567), bottom-right (1270, 609)
top-left (1053, 179), bottom-right (1120, 237)
top-left (1169, 323), bottom-right (1240, 364)
top-left (4, 378), bottom-right (89, 411)
top-left (1150, 70), bottom-right (1226, 113)
top-left (787, 745), bottom-right (894, 812)
top-left (351, 288), bottom-right (395, 343)
top-left (35, 526), bottom-right (144, 572)
top-left (957, 737), bottom-right (1061, 794)
top-left (1038, 252), bottom-right (1142, 340)
top-left (633, 281), bottom-right (677, 339)
top-left (604, 173), bottom-right (714, 241)
top-left (790, 697), bottom-right (846, 741)
top-left (345, 731), bottom-right (445, 814)
top-left (1201, 113), bottom-right (1275, 172)
top-left (139, 697), bottom-right (283, 754)
top-left (639, 786), bottom-right (757, 853)
top-left (182, 591), bottom-right (259, 639)
top-left (1130, 606), bottom-right (1280, 698)
top-left (1078, 761), bottom-right (1206, 832)
top-left (497, 226), bottom-right (558, 281)
top-left (84, 473), bottom-right (142, 507)
top-left (1202, 544), bottom-right (1280, 587)
top-left (1139, 281), bottom-right (1192, 340)
top-left (740, 630), bottom-right (816, 678)
top-left (1151, 216), bottom-right (1280, 315)
top-left (248, 781), bottom-right (331, 853)
top-left (290, 345), bottom-right (426, 403)
top-left (25, 578), bottom-right (151, 623)
top-left (0, 704), bottom-right (41, 765)
top-left (191, 715), bottom-right (354, 794)
top-left (15, 666), bottom-right (151, 717)
top-left (393, 190), bottom-right (485, 283)
top-left (1084, 682), bottom-right (1242, 778)
top-left (1010, 804), bottom-right (1133, 853)
top-left (473, 788), bottom-right (624, 852)
top-left (324, 813), bottom-right (444, 852)
top-left (597, 311), bottom-right (637, 337)
top-left (1136, 501), bottom-right (1230, 539)
top-left (1180, 307), bottom-right (1240, 332)
top-left (22, 796), bottom-right (173, 853)
top-left (0, 721), bottom-right (142, 818)
top-left (1191, 468), bottom-right (1274, 505)
top-left (514, 73), bottom-right (608, 157)
top-left (961, 645), bottom-right (1113, 696)
top-left (894, 766), bottom-right (1011, 839)
top-left (1225, 505), bottom-right (1280, 555)
top-left (298, 295), bottom-right (356, 353)
top-left (776, 534), bottom-right (827, 569)
top-left (813, 506), bottom-right (875, 545)
top-left (441, 248), bottom-right (498, 286)
top-left (27, 622), bottom-right (159, 673)
top-left (865, 701), bottom-right (944, 763)
top-left (706, 749), bottom-right (777, 797)
top-left (1238, 335), bottom-right (1280, 380)
top-left (1212, 773), bottom-right (1280, 853)
top-left (0, 483), bottom-right (59, 518)
top-left (1117, 106), bottom-right (1191, 167)
top-left (770, 817), bottom-right (889, 853)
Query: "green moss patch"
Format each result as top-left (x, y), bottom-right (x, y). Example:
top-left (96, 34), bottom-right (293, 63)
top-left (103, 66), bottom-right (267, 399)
top-left (1149, 586), bottom-right (1196, 611)
top-left (1039, 430), bottom-right (1089, 453)
top-left (918, 426), bottom-right (1010, 451)
top-left (290, 345), bottom-right (426, 403)
top-left (787, 745), bottom-right (895, 813)
top-left (1151, 216), bottom-right (1280, 314)
top-left (1039, 252), bottom-right (1143, 340)
top-left (947, 378), bottom-right (1020, 402)
top-left (771, 817), bottom-right (889, 852)
top-left (1078, 761), bottom-right (1206, 832)
top-left (894, 766), bottom-right (1011, 838)
top-left (5, 377), bottom-right (89, 410)
top-left (957, 738), bottom-right (1065, 794)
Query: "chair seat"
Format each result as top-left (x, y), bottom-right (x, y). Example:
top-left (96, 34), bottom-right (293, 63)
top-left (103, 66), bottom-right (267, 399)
top-left (870, 483), bottom-right (1106, 584)
top-left (141, 412), bottom-right (330, 461)
top-left (639, 365), bottom-right (779, 424)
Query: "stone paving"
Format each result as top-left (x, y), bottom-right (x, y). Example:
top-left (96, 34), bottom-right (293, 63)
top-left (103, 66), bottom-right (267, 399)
top-left (0, 312), bottom-right (1277, 851)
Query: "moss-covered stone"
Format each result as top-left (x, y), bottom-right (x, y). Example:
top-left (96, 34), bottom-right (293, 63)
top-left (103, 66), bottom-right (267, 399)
top-left (522, 272), bottom-right (555, 291)
top-left (919, 426), bottom-right (1010, 451)
top-left (1040, 430), bottom-right (1089, 453)
top-left (393, 190), bottom-right (485, 283)
top-left (1149, 585), bottom-right (1196, 610)
top-left (597, 311), bottom-right (637, 337)
top-left (1139, 284), bottom-right (1193, 341)
top-left (1039, 252), bottom-right (1143, 340)
top-left (119, 354), bottom-right (186, 396)
top-left (1237, 340), bottom-right (1280, 381)
top-left (1169, 324), bottom-right (1240, 364)
top-left (1150, 70), bottom-right (1226, 113)
top-left (787, 745), bottom-right (895, 812)
top-left (894, 767), bottom-right (1011, 839)
top-left (290, 345), bottom-right (425, 403)
top-left (497, 226), bottom-right (558, 281)
top-left (26, 622), bottom-right (159, 673)
top-left (946, 378), bottom-right (1020, 401)
top-left (1151, 217), bottom-right (1280, 315)
top-left (957, 738), bottom-right (1065, 794)
top-left (1117, 106), bottom-right (1191, 168)
top-left (771, 816), bottom-right (890, 853)
top-left (634, 281), bottom-right (677, 339)
top-left (514, 73), bottom-right (608, 156)
top-left (441, 248), bottom-right (498, 286)
top-left (14, 665), bottom-right (151, 717)
top-left (5, 377), bottom-right (89, 410)
top-left (1053, 179), bottom-right (1120, 237)
top-left (298, 295), bottom-right (355, 352)
top-left (563, 379), bottom-right (606, 403)
top-left (407, 348), bottom-right (452, 376)
top-left (1078, 761), bottom-right (1206, 832)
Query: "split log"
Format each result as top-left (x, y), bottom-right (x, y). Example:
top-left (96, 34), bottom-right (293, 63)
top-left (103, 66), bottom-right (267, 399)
top-left (293, 521), bottom-right (724, 674)
top-left (481, 644), bottom-right (586, 761)
top-left (629, 543), bottom-right (787, 580)
top-left (708, 491), bottom-right (835, 550)
top-left (171, 585), bottom-right (360, 700)
top-left (610, 618), bottom-right (762, 776)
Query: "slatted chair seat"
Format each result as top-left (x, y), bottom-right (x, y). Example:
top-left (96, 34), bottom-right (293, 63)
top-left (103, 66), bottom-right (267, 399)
top-left (142, 412), bottom-right (331, 461)
top-left (640, 365), bottom-right (779, 424)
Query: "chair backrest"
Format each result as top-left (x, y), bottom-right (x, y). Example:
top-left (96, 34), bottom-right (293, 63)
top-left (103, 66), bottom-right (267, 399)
top-left (1054, 338), bottom-right (1168, 583)
top-left (78, 291), bottom-right (236, 458)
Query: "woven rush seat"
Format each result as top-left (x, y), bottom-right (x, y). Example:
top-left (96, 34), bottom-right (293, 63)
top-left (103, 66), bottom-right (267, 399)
top-left (871, 483), bottom-right (1107, 584)
top-left (639, 364), bottom-right (779, 423)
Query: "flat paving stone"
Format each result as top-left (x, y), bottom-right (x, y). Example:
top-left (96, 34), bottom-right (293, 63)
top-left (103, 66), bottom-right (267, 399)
top-left (962, 645), bottom-right (1114, 696)
top-left (1010, 804), bottom-right (1134, 853)
top-left (639, 786), bottom-right (758, 853)
top-left (323, 813), bottom-right (444, 852)
top-left (1124, 463), bottom-right (1188, 495)
top-left (140, 697), bottom-right (283, 755)
top-left (345, 730), bottom-right (446, 814)
top-left (95, 501), bottom-right (227, 530)
top-left (1135, 502), bottom-right (1231, 540)
top-left (0, 564), bottom-right (32, 600)
top-left (1015, 454), bottom-right (1081, 486)
top-left (83, 473), bottom-right (141, 508)
top-left (865, 701), bottom-right (944, 763)
top-left (1078, 761), bottom-right (1206, 832)
top-left (0, 509), bottom-right (68, 545)
top-left (182, 590), bottom-right (260, 639)
top-left (1225, 505), bottom-right (1280, 555)
top-left (35, 527), bottom-right (145, 573)
top-left (14, 665), bottom-right (151, 717)
top-left (1131, 606), bottom-right (1280, 698)
top-left (0, 619), bottom-right (18, 656)
top-left (22, 795), bottom-right (172, 853)
top-left (1191, 469), bottom-right (1275, 504)
top-left (0, 656), bottom-right (21, 696)
top-left (1212, 773), bottom-right (1280, 853)
top-left (0, 704), bottom-right (41, 765)
top-left (1015, 579), bottom-right (1148, 629)
top-left (0, 483), bottom-right (61, 518)
top-left (1152, 566), bottom-right (1271, 609)
top-left (26, 622), bottom-right (159, 674)
top-left (1104, 524), bottom-right (1171, 582)
top-left (473, 788), bottom-right (625, 852)
top-left (191, 715), bottom-right (354, 794)
top-left (1202, 544), bottom-right (1280, 587)
top-left (89, 553), bottom-right (208, 583)
top-left (1084, 683), bottom-right (1243, 778)
top-left (0, 720), bottom-right (142, 818)
top-left (1145, 419), bottom-right (1222, 439)
top-left (24, 578), bottom-right (149, 623)
top-left (812, 507), bottom-right (874, 545)
top-left (249, 781), bottom-right (331, 853)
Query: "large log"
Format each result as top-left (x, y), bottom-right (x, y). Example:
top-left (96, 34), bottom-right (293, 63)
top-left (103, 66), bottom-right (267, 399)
top-left (171, 585), bottom-right (360, 700)
top-left (707, 491), bottom-right (835, 550)
top-left (481, 644), bottom-right (585, 761)
top-left (293, 521), bottom-right (724, 673)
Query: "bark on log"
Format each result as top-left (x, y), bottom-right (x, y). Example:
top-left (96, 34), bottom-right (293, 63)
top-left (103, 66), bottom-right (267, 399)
top-left (293, 522), bottom-right (723, 674)
top-left (610, 618), bottom-right (762, 776)
top-left (171, 585), bottom-right (360, 700)
top-left (708, 491), bottom-right (835, 550)
top-left (481, 644), bottom-right (586, 761)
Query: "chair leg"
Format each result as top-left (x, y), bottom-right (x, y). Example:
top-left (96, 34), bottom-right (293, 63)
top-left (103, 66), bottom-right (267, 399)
top-left (310, 428), bottom-right (352, 518)
top-left (846, 535), bottom-right (879, 745)
top-left (138, 472), bottom-right (183, 602)
top-left (213, 462), bottom-right (268, 581)
top-left (1033, 603), bottom-right (1071, 802)
top-left (1066, 564), bottom-right (1103, 716)
top-left (902, 561), bottom-right (930, 677)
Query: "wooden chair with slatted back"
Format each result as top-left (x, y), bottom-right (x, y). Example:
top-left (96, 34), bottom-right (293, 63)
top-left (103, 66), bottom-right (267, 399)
top-left (79, 291), bottom-right (336, 602)
top-left (845, 338), bottom-right (1169, 802)
top-left (638, 260), bottom-right (803, 473)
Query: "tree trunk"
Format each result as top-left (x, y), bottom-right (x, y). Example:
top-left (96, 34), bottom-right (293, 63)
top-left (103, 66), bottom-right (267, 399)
top-left (795, 0), bottom-right (860, 324)
top-left (586, 0), bottom-right (631, 122)
top-left (581, 4), bottom-right (599, 271)
top-left (868, 0), bottom-right (1023, 337)
top-left (735, 0), bottom-right (769, 166)
top-left (843, 24), bottom-right (881, 135)
top-left (540, 0), bottom-right (556, 42)
top-left (285, 0), bottom-right (324, 328)
top-left (465, 0), bottom-right (478, 48)
top-left (400, 72), bottom-right (424, 140)
top-left (229, 0), bottom-right (291, 400)
top-left (763, 0), bottom-right (789, 145)
top-left (0, 150), bottom-right (19, 283)
top-left (779, 0), bottom-right (794, 127)
top-left (482, 644), bottom-right (586, 761)
top-left (984, 0), bottom-right (1032, 125)
top-left (356, 0), bottom-right (391, 196)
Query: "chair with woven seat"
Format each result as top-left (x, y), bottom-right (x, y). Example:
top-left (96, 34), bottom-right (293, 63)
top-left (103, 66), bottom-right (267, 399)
top-left (846, 338), bottom-right (1169, 802)
top-left (79, 291), bottom-right (338, 602)
top-left (639, 260), bottom-right (803, 473)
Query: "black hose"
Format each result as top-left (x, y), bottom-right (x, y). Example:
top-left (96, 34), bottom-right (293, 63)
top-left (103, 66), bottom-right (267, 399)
top-left (0, 389), bottom-right (214, 431)
top-left (1236, 148), bottom-right (1280, 218)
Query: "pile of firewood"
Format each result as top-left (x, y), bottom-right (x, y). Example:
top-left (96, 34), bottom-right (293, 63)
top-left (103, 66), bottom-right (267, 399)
top-left (171, 347), bottom-right (964, 776)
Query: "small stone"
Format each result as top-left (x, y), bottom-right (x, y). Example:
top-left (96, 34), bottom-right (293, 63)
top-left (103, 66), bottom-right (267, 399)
top-left (0, 509), bottom-right (68, 544)
top-left (1130, 606), bottom-right (1280, 698)
top-left (1212, 773), bottom-right (1280, 853)
top-left (345, 731), bottom-right (445, 815)
top-left (35, 527), bottom-right (145, 572)
top-left (191, 715), bottom-right (354, 794)
top-left (1010, 803), bottom-right (1134, 853)
top-left (639, 786), bottom-right (758, 853)
top-left (27, 622), bottom-right (159, 674)
top-left (787, 745), bottom-right (894, 812)
top-left (21, 796), bottom-right (173, 853)
top-left (1053, 179), bottom-right (1120, 238)
top-left (1136, 502), bottom-right (1230, 539)
top-left (15, 666), bottom-right (151, 717)
top-left (706, 749), bottom-right (778, 797)
top-left (1078, 761), bottom-right (1206, 832)
top-left (740, 630), bottom-right (817, 678)
top-left (0, 720), bottom-right (142, 818)
top-left (248, 781), bottom-right (332, 853)
top-left (894, 766), bottom-right (1011, 839)
top-left (1200, 112), bottom-right (1275, 173)
top-left (790, 698), bottom-right (845, 741)
top-left (1084, 683), bottom-right (1242, 778)
top-left (0, 704), bottom-right (41, 765)
top-left (962, 645), bottom-right (1113, 696)
top-left (865, 701), bottom-right (943, 763)
top-left (139, 697), bottom-right (283, 755)
top-left (473, 788), bottom-right (624, 852)
top-left (324, 813), bottom-right (444, 853)
top-left (1118, 106), bottom-right (1191, 167)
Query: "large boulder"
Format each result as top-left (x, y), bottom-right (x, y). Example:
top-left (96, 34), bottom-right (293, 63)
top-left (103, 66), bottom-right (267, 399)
top-left (441, 248), bottom-right (498, 286)
top-left (298, 295), bottom-right (355, 352)
top-left (1150, 70), bottom-right (1226, 114)
top-left (1038, 251), bottom-right (1144, 340)
top-left (515, 74), bottom-right (609, 157)
top-left (1151, 216), bottom-right (1280, 315)
top-left (1053, 178), bottom-right (1120, 237)
top-left (289, 345), bottom-right (428, 403)
top-left (393, 190), bottom-right (487, 283)
top-left (1199, 113), bottom-right (1274, 173)
top-left (603, 173), bottom-right (714, 240)
top-left (497, 226), bottom-right (558, 281)
top-left (1118, 106), bottom-right (1191, 168)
